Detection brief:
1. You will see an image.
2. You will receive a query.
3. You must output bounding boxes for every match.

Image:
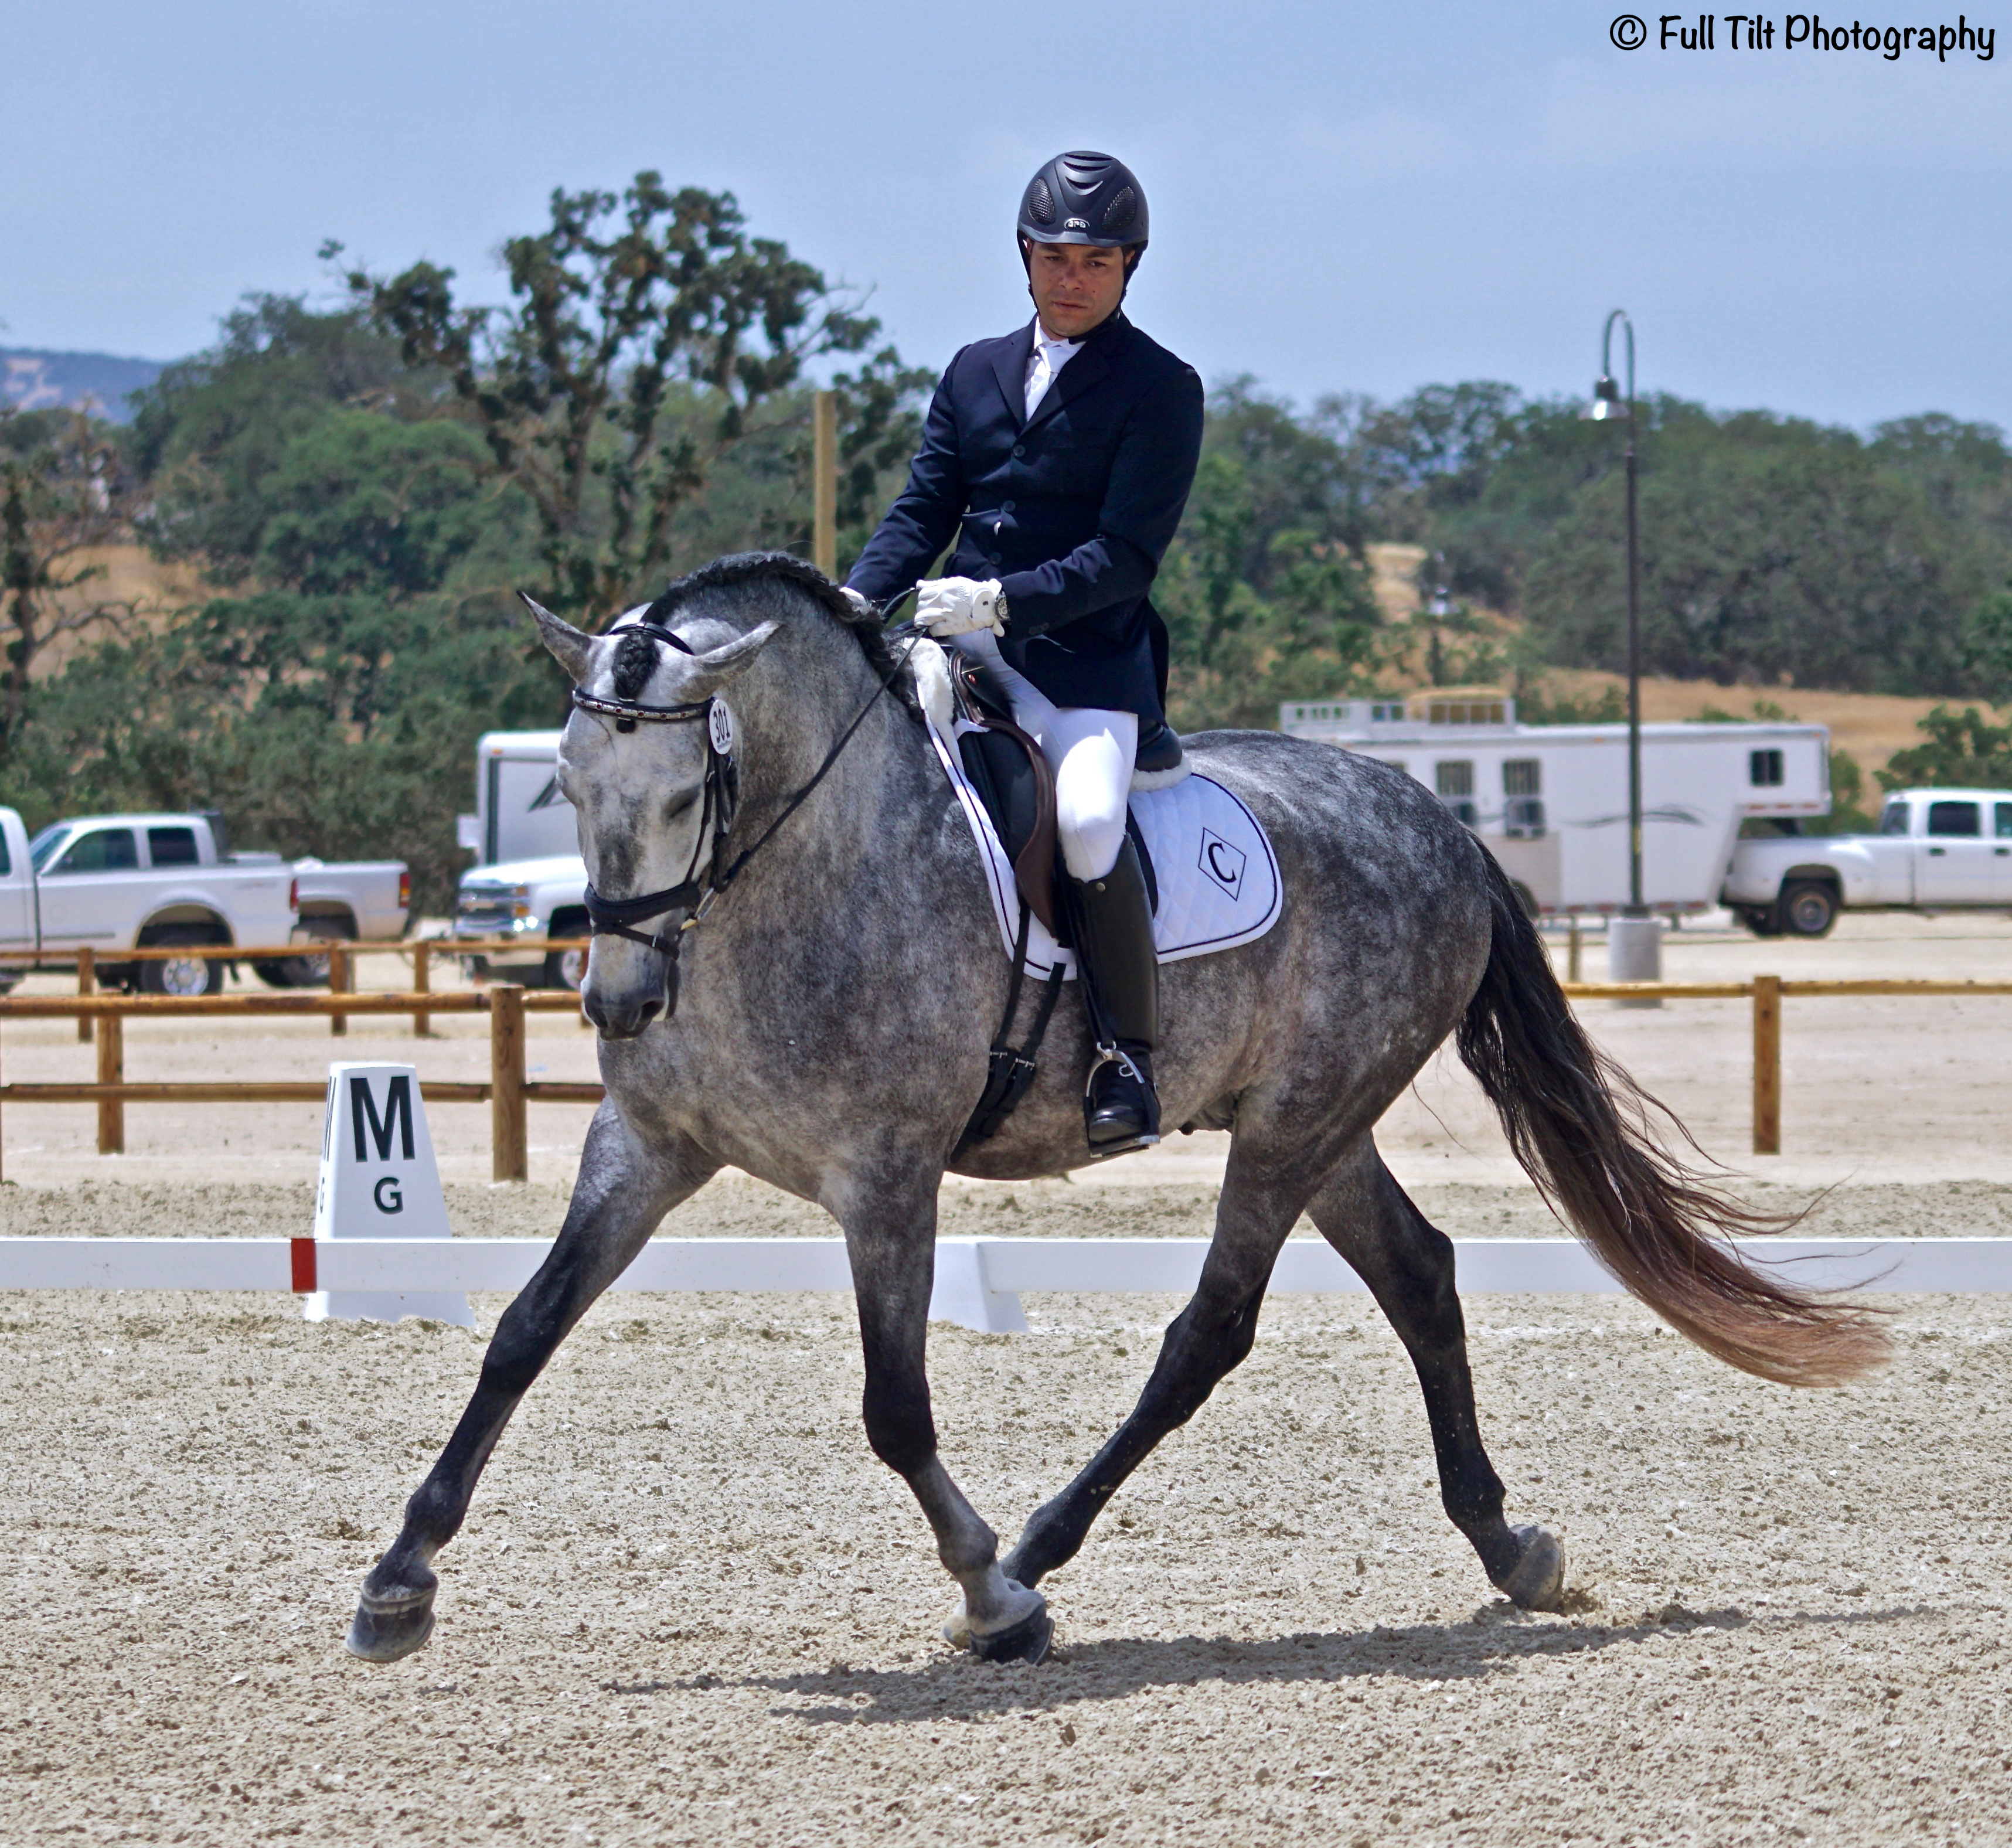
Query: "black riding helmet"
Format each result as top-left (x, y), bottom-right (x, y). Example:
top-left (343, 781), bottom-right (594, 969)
top-left (1017, 150), bottom-right (1148, 284)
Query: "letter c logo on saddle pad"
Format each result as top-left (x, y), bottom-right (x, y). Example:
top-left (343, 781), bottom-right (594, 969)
top-left (1199, 829), bottom-right (1246, 900)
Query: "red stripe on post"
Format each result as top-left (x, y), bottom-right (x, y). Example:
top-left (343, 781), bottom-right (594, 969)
top-left (290, 1237), bottom-right (318, 1294)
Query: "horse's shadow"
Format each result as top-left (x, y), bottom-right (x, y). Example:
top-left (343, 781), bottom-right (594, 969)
top-left (626, 1600), bottom-right (1930, 1726)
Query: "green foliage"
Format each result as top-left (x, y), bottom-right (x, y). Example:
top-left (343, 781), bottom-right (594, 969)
top-left (1155, 428), bottom-right (1381, 731)
top-left (1878, 706), bottom-right (2012, 791)
top-left (1511, 682), bottom-right (1626, 725)
top-left (0, 407), bottom-right (137, 747)
top-left (347, 173), bottom-right (927, 621)
top-left (0, 180), bottom-right (931, 910)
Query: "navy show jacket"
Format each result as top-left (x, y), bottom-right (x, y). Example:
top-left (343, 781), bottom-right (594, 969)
top-left (846, 310), bottom-right (1204, 723)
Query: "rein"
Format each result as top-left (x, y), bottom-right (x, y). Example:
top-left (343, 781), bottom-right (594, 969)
top-left (578, 614), bottom-right (917, 964)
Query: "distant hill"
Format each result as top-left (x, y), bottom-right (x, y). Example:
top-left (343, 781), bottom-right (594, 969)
top-left (1, 348), bottom-right (165, 424)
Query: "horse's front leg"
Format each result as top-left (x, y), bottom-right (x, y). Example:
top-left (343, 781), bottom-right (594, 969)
top-left (347, 1106), bottom-right (717, 1662)
top-left (842, 1174), bottom-right (1051, 1665)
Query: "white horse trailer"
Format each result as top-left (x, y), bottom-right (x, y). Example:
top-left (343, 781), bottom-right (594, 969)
top-left (1279, 698), bottom-right (1831, 916)
top-left (456, 731), bottom-right (572, 869)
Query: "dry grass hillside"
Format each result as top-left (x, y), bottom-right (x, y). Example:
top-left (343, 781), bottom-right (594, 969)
top-left (30, 545), bottom-right (203, 677)
top-left (1357, 543), bottom-right (1984, 778)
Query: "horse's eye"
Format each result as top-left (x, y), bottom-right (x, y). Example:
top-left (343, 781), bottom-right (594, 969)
top-left (665, 787), bottom-right (702, 821)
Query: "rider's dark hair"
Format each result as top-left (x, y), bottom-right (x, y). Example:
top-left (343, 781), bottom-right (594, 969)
top-left (639, 552), bottom-right (920, 720)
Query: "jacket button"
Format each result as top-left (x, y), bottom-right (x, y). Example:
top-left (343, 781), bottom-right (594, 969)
top-left (1001, 500), bottom-right (1015, 513)
top-left (1012, 443), bottom-right (1026, 458)
top-left (988, 553), bottom-right (1002, 564)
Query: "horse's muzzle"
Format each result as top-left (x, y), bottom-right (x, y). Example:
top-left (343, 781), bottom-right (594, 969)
top-left (581, 942), bottom-right (680, 1039)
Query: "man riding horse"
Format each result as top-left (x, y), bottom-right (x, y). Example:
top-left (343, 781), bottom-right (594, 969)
top-left (845, 149), bottom-right (1204, 1159)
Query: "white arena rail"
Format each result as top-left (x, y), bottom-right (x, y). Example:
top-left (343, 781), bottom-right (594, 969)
top-left (4, 1236), bottom-right (2010, 1332)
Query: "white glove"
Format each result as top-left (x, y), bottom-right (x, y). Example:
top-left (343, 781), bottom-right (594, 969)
top-left (839, 586), bottom-right (877, 621)
top-left (915, 576), bottom-right (1007, 639)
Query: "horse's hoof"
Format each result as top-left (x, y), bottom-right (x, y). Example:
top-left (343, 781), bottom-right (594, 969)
top-left (345, 1589), bottom-right (437, 1662)
top-left (942, 1599), bottom-right (973, 1650)
top-left (1497, 1523), bottom-right (1566, 1612)
top-left (969, 1605), bottom-right (1054, 1665)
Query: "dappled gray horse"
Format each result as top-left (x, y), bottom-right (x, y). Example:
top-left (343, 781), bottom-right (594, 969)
top-left (349, 553), bottom-right (1886, 1666)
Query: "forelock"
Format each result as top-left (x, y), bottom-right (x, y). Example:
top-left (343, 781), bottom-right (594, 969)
top-left (611, 630), bottom-right (662, 703)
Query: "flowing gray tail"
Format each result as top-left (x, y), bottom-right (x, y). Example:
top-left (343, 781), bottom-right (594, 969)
top-left (1456, 855), bottom-right (1888, 1387)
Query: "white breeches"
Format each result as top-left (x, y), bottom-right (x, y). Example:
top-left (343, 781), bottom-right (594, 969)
top-left (951, 632), bottom-right (1138, 880)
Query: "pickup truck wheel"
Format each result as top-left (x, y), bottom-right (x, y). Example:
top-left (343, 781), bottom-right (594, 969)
top-left (542, 912), bottom-right (589, 992)
top-left (1779, 881), bottom-right (1839, 937)
top-left (140, 929), bottom-right (227, 998)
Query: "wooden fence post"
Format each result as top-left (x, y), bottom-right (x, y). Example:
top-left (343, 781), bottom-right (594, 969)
top-left (76, 946), bottom-right (95, 1044)
top-left (813, 389), bottom-right (838, 580)
top-left (490, 984), bottom-right (527, 1182)
top-left (412, 941), bottom-right (431, 1039)
top-left (1566, 920), bottom-right (1582, 984)
top-left (97, 1010), bottom-right (124, 1155)
top-left (1752, 974), bottom-right (1781, 1156)
top-left (329, 947), bottom-right (349, 1037)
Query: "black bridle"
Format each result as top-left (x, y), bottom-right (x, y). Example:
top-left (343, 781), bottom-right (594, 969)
top-left (577, 605), bottom-right (917, 975)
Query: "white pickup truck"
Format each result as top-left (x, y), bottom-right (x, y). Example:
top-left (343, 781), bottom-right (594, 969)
top-left (1722, 787), bottom-right (2012, 936)
top-left (454, 731), bottom-right (590, 990)
top-left (0, 809), bottom-right (297, 995)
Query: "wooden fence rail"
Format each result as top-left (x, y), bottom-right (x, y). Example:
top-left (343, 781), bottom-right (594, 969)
top-left (1561, 978), bottom-right (2012, 1155)
top-left (16, 937), bottom-right (594, 1043)
top-left (0, 985), bottom-right (597, 1182)
top-left (1, 975), bottom-right (2008, 1181)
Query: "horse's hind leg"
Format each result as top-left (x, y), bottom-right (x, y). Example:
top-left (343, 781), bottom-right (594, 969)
top-left (1308, 1145), bottom-right (1565, 1611)
top-left (1000, 1157), bottom-right (1305, 1595)
top-left (346, 1105), bottom-right (715, 1662)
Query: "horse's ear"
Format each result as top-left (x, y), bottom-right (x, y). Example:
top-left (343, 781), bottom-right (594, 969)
top-left (689, 618), bottom-right (782, 688)
top-left (519, 592), bottom-right (594, 685)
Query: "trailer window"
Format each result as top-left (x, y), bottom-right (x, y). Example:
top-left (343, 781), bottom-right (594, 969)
top-left (1749, 749), bottom-right (1785, 787)
top-left (1928, 800), bottom-right (1982, 837)
top-left (1878, 802), bottom-right (1910, 836)
top-left (1502, 760), bottom-right (1540, 797)
top-left (50, 827), bottom-right (138, 873)
top-left (147, 826), bottom-right (199, 867)
top-left (1435, 761), bottom-right (1474, 798)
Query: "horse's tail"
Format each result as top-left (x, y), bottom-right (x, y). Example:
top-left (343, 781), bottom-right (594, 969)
top-left (1454, 853), bottom-right (1889, 1387)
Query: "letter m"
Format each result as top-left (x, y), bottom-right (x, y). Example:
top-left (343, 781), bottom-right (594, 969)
top-left (350, 1074), bottom-right (416, 1162)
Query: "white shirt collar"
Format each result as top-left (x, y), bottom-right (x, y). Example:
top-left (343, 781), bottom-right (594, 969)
top-left (1030, 316), bottom-right (1082, 360)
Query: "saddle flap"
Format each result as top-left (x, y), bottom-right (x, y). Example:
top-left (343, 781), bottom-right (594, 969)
top-left (955, 721), bottom-right (1058, 935)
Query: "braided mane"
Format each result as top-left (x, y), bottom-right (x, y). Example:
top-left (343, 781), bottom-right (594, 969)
top-left (636, 551), bottom-right (920, 719)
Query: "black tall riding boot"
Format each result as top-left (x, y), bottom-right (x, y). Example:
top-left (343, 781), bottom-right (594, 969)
top-left (1065, 836), bottom-right (1161, 1158)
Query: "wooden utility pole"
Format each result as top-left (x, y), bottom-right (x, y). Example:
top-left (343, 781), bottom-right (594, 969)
top-left (812, 389), bottom-right (838, 580)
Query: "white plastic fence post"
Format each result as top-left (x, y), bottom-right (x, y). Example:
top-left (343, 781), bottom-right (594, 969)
top-left (927, 1238), bottom-right (1027, 1333)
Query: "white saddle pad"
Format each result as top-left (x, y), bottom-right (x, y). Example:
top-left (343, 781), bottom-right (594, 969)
top-left (925, 708), bottom-right (1282, 981)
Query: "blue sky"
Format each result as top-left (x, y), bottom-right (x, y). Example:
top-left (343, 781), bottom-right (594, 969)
top-left (6, 0), bottom-right (2008, 428)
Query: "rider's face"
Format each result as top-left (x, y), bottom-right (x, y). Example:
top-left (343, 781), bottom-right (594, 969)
top-left (1025, 241), bottom-right (1129, 341)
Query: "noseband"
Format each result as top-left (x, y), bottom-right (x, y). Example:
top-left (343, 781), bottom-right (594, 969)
top-left (578, 620), bottom-right (914, 988)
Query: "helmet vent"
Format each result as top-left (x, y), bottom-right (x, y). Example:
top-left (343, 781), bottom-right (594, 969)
top-left (1101, 186), bottom-right (1137, 235)
top-left (1059, 152), bottom-right (1114, 193)
top-left (1026, 178), bottom-right (1056, 225)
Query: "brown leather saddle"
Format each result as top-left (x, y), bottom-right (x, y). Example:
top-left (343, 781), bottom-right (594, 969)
top-left (948, 656), bottom-right (1164, 932)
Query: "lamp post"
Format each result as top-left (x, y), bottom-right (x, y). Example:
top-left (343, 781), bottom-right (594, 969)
top-left (1582, 311), bottom-right (1661, 998)
top-left (1582, 310), bottom-right (1642, 914)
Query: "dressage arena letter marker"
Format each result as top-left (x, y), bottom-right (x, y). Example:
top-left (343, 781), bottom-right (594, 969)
top-left (306, 1062), bottom-right (471, 1326)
